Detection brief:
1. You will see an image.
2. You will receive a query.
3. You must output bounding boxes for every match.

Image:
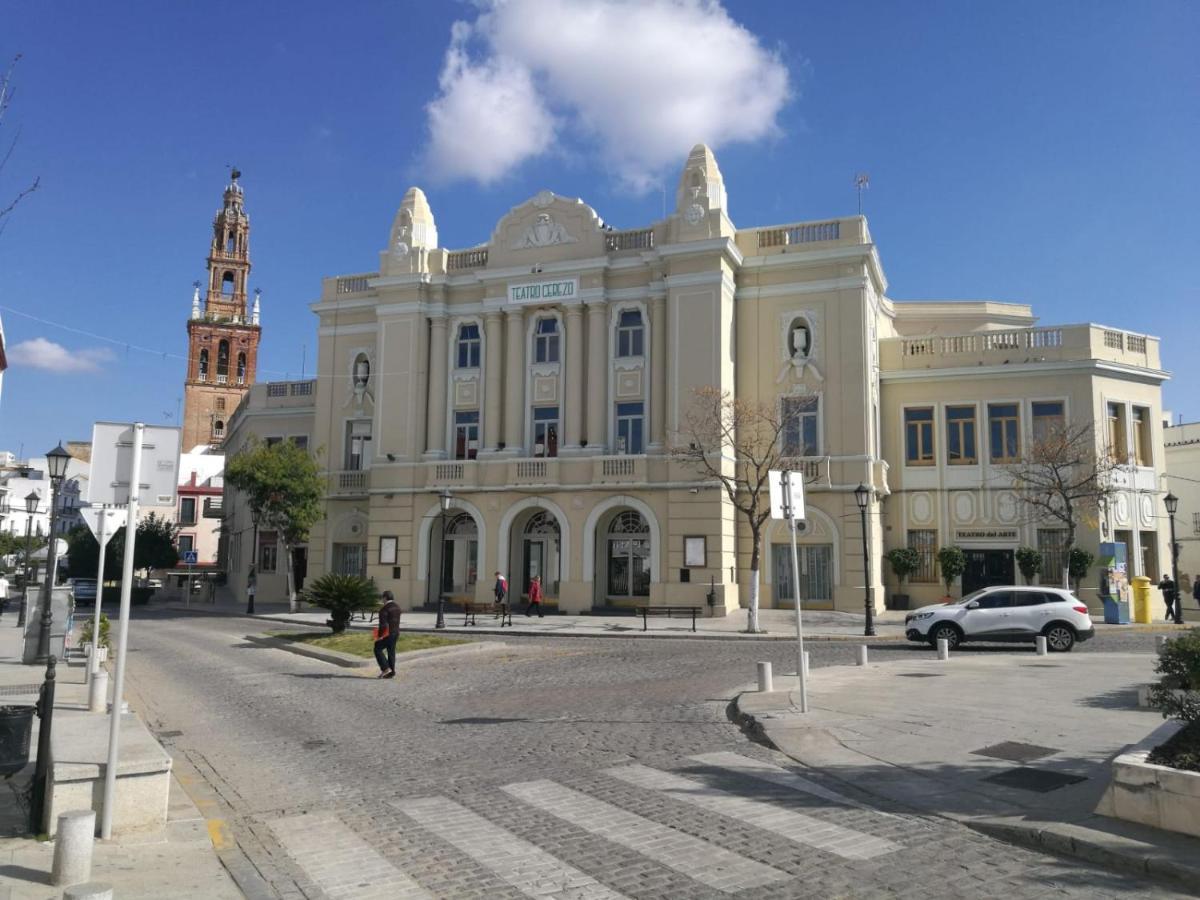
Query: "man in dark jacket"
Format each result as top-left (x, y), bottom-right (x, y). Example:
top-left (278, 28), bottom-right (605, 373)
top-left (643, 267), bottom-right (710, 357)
top-left (374, 590), bottom-right (402, 679)
top-left (1158, 575), bottom-right (1177, 623)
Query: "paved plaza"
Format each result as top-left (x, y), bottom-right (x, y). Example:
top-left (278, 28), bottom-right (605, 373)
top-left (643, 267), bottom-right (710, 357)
top-left (109, 607), bottom-right (1193, 899)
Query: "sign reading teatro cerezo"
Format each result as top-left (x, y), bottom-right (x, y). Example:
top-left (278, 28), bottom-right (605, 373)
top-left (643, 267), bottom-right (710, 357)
top-left (508, 278), bottom-right (578, 305)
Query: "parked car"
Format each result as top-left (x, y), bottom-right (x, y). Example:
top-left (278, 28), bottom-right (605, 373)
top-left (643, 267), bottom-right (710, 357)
top-left (70, 578), bottom-right (98, 606)
top-left (904, 586), bottom-right (1094, 652)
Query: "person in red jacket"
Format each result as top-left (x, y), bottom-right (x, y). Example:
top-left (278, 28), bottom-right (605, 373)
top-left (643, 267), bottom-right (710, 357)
top-left (525, 575), bottom-right (545, 618)
top-left (374, 590), bottom-right (402, 679)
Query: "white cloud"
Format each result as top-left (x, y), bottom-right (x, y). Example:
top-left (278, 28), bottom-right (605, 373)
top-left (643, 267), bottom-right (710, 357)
top-left (7, 337), bottom-right (116, 374)
top-left (423, 0), bottom-right (792, 191)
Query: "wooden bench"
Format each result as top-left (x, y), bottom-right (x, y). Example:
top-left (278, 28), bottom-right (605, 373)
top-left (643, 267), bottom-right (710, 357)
top-left (456, 597), bottom-right (512, 627)
top-left (634, 605), bottom-right (704, 632)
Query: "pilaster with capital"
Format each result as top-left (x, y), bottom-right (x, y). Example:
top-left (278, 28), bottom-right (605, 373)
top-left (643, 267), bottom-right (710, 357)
top-left (424, 314), bottom-right (448, 458)
top-left (563, 305), bottom-right (584, 450)
top-left (649, 294), bottom-right (667, 451)
top-left (585, 301), bottom-right (608, 452)
top-left (504, 307), bottom-right (526, 452)
top-left (483, 311), bottom-right (504, 451)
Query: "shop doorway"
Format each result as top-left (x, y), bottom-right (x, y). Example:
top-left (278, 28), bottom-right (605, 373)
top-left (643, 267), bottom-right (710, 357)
top-left (962, 549), bottom-right (1015, 595)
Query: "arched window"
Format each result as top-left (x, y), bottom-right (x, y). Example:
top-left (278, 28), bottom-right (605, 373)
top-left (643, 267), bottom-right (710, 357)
top-left (221, 271), bottom-right (235, 296)
top-left (225, 230), bottom-right (236, 253)
top-left (522, 511), bottom-right (561, 596)
top-left (198, 349), bottom-right (209, 381)
top-left (456, 323), bottom-right (481, 368)
top-left (616, 309), bottom-right (644, 358)
top-left (440, 513), bottom-right (479, 596)
top-left (237, 352), bottom-right (247, 384)
top-left (217, 340), bottom-right (230, 380)
top-left (213, 420), bottom-right (225, 439)
top-left (534, 317), bottom-right (559, 363)
top-left (606, 511), bottom-right (650, 598)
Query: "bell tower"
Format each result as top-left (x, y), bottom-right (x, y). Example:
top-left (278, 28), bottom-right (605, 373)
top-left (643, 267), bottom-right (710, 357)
top-left (181, 169), bottom-right (262, 450)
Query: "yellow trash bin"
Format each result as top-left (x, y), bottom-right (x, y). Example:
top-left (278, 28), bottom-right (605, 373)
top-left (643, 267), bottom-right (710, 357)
top-left (1132, 576), bottom-right (1152, 624)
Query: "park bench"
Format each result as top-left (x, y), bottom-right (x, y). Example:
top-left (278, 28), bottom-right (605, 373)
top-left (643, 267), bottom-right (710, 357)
top-left (455, 596), bottom-right (512, 627)
top-left (633, 604), bottom-right (704, 632)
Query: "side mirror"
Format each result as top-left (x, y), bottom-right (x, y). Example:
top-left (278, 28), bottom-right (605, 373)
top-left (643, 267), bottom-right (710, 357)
top-left (965, 601), bottom-right (980, 610)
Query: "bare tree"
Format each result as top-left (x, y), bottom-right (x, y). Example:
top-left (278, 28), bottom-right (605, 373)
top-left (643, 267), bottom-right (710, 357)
top-left (1002, 420), bottom-right (1117, 583)
top-left (672, 386), bottom-right (812, 633)
top-left (0, 54), bottom-right (40, 237)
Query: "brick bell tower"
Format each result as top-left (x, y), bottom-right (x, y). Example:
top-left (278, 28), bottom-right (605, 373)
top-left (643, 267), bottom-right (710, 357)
top-left (181, 168), bottom-right (262, 450)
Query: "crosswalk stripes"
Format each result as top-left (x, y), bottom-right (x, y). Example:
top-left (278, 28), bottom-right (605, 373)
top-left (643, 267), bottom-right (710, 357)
top-left (608, 763), bottom-right (902, 860)
top-left (688, 750), bottom-right (906, 819)
top-left (393, 796), bottom-right (630, 899)
top-left (271, 812), bottom-right (433, 900)
top-left (503, 778), bottom-right (790, 894)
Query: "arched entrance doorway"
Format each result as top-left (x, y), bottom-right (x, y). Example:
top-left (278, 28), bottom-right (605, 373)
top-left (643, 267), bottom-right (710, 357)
top-left (509, 510), bottom-right (561, 602)
top-left (428, 512), bottom-right (478, 605)
top-left (602, 510), bottom-right (651, 606)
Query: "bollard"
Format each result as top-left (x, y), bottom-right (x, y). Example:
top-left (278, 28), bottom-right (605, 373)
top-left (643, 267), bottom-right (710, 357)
top-left (756, 661), bottom-right (773, 693)
top-left (63, 883), bottom-right (113, 900)
top-left (88, 670), bottom-right (108, 714)
top-left (856, 645), bottom-right (869, 667)
top-left (52, 809), bottom-right (96, 886)
top-left (1036, 635), bottom-right (1048, 656)
top-left (937, 637), bottom-right (950, 660)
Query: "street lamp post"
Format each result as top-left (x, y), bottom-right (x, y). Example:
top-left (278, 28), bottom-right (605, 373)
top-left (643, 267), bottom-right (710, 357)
top-left (435, 489), bottom-right (452, 630)
top-left (18, 491), bottom-right (38, 628)
top-left (1164, 492), bottom-right (1183, 625)
top-left (35, 444), bottom-right (72, 663)
top-left (854, 482), bottom-right (876, 638)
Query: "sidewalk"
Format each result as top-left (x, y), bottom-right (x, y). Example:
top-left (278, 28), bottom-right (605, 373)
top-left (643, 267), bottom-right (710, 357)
top-left (150, 589), bottom-right (1189, 641)
top-left (733, 647), bottom-right (1200, 890)
top-left (0, 616), bottom-right (242, 898)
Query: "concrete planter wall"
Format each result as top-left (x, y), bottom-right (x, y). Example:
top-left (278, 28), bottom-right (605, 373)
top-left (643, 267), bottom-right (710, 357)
top-left (1097, 722), bottom-right (1200, 839)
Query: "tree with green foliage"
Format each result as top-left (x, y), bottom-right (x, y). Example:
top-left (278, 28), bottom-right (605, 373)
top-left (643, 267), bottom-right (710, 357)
top-left (66, 514), bottom-right (178, 580)
top-left (884, 547), bottom-right (920, 594)
top-left (0, 531), bottom-right (46, 573)
top-left (1015, 546), bottom-right (1043, 585)
top-left (225, 439), bottom-right (324, 613)
top-left (302, 573), bottom-right (379, 634)
top-left (937, 545), bottom-right (967, 598)
top-left (1068, 547), bottom-right (1094, 593)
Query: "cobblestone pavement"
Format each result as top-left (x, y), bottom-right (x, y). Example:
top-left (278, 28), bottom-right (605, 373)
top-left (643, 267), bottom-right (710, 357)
top-left (120, 610), bottom-right (1188, 899)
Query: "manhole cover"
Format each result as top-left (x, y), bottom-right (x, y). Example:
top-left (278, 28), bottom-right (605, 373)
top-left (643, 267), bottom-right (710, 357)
top-left (157, 730), bottom-right (184, 739)
top-left (982, 767), bottom-right (1086, 793)
top-left (896, 673), bottom-right (944, 678)
top-left (972, 741), bottom-right (1059, 763)
top-left (302, 740), bottom-right (332, 750)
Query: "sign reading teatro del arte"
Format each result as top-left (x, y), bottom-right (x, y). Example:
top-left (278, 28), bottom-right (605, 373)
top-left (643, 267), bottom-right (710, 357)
top-left (508, 277), bottom-right (578, 305)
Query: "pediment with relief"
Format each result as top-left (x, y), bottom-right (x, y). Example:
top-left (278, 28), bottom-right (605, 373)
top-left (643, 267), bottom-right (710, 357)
top-left (487, 191), bottom-right (605, 266)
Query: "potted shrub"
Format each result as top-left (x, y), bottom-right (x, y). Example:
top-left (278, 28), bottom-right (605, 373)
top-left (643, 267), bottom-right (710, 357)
top-left (1148, 629), bottom-right (1200, 772)
top-left (302, 573), bottom-right (380, 634)
top-left (1015, 546), bottom-right (1042, 585)
top-left (884, 547), bottom-right (920, 611)
top-left (936, 545), bottom-right (966, 601)
top-left (80, 612), bottom-right (112, 663)
top-left (1068, 547), bottom-right (1094, 594)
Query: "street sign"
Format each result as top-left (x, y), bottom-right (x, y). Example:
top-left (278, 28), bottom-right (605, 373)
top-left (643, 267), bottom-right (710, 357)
top-left (88, 422), bottom-right (182, 507)
top-left (80, 505), bottom-right (128, 547)
top-left (182, 550), bottom-right (198, 566)
top-left (768, 469), bottom-right (805, 522)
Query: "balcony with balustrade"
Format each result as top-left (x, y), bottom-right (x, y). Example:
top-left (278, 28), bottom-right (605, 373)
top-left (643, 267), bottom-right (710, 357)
top-left (880, 324), bottom-right (1161, 374)
top-left (736, 216), bottom-right (870, 258)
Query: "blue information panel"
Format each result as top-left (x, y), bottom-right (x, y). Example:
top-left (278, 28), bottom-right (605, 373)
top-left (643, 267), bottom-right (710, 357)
top-left (182, 550), bottom-right (199, 566)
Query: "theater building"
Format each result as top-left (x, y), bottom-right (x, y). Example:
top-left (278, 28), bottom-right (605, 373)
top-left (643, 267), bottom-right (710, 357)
top-left (223, 145), bottom-right (1171, 617)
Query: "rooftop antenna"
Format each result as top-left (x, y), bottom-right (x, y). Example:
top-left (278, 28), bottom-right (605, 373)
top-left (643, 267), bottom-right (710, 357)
top-left (301, 344), bottom-right (307, 380)
top-left (855, 173), bottom-right (870, 216)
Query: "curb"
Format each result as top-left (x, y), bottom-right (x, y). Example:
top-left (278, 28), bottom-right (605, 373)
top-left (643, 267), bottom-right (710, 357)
top-left (730, 689), bottom-right (1200, 892)
top-left (243, 633), bottom-right (499, 668)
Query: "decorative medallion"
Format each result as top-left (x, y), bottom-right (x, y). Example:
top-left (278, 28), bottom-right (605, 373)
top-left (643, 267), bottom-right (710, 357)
top-left (684, 203), bottom-right (706, 225)
top-left (531, 190), bottom-right (556, 208)
top-left (393, 239), bottom-right (410, 258)
top-left (513, 212), bottom-right (577, 249)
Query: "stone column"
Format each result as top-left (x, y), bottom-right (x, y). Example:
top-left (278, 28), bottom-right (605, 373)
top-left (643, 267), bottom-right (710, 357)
top-left (585, 302), bottom-right (608, 452)
top-left (504, 307), bottom-right (525, 453)
top-left (649, 294), bottom-right (667, 451)
top-left (563, 304), bottom-right (584, 450)
top-left (483, 311), bottom-right (504, 451)
top-left (425, 315), bottom-right (448, 458)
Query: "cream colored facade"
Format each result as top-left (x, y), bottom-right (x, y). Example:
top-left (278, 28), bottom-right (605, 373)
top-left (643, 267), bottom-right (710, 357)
top-left (224, 144), bottom-right (1171, 617)
top-left (1165, 421), bottom-right (1200, 604)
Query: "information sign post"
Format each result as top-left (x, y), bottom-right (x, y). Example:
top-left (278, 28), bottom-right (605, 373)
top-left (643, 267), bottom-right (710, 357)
top-left (769, 469), bottom-right (808, 713)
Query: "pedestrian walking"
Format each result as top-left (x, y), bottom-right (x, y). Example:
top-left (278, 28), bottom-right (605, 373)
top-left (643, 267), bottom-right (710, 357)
top-left (493, 571), bottom-right (508, 615)
top-left (525, 574), bottom-right (544, 618)
top-left (1158, 574), bottom-right (1177, 622)
top-left (246, 566), bottom-right (257, 615)
top-left (374, 590), bottom-right (401, 679)
top-left (0, 572), bottom-right (9, 619)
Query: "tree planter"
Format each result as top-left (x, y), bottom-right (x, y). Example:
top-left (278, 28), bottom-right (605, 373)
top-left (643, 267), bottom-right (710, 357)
top-left (888, 593), bottom-right (910, 611)
top-left (1096, 723), bottom-right (1200, 839)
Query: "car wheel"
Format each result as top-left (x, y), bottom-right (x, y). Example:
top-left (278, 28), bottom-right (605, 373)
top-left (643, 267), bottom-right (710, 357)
top-left (929, 623), bottom-right (961, 650)
top-left (1044, 623), bottom-right (1076, 652)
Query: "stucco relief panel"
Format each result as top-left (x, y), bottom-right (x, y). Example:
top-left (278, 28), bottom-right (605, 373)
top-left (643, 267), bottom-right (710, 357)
top-left (616, 370), bottom-right (643, 399)
top-left (1113, 494), bottom-right (1132, 527)
top-left (910, 492), bottom-right (934, 526)
top-left (1138, 494), bottom-right (1156, 529)
top-left (951, 491), bottom-right (976, 524)
top-left (995, 491), bottom-right (1020, 525)
top-left (533, 375), bottom-right (558, 403)
top-left (454, 379), bottom-right (479, 408)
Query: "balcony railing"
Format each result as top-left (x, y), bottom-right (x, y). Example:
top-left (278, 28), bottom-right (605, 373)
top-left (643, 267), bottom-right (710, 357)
top-left (900, 327), bottom-right (1065, 358)
top-left (336, 275), bottom-right (372, 294)
top-left (757, 220), bottom-right (840, 248)
top-left (434, 463), bottom-right (464, 482)
top-left (216, 373), bottom-right (228, 384)
top-left (203, 497), bottom-right (223, 518)
top-left (605, 228), bottom-right (654, 252)
top-left (447, 248), bottom-right (489, 271)
top-left (332, 470), bottom-right (368, 493)
top-left (594, 455), bottom-right (645, 483)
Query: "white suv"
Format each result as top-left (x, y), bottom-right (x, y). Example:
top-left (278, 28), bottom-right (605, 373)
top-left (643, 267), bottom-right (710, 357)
top-left (905, 586), bottom-right (1095, 652)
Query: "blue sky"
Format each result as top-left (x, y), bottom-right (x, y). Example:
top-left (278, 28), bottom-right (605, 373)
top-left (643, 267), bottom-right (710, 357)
top-left (1, 0), bottom-right (1196, 457)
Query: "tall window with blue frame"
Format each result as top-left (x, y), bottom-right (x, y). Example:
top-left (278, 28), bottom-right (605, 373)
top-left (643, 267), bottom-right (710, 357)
top-left (456, 323), bottom-right (481, 368)
top-left (615, 309), bottom-right (644, 357)
top-left (616, 402), bottom-right (644, 454)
